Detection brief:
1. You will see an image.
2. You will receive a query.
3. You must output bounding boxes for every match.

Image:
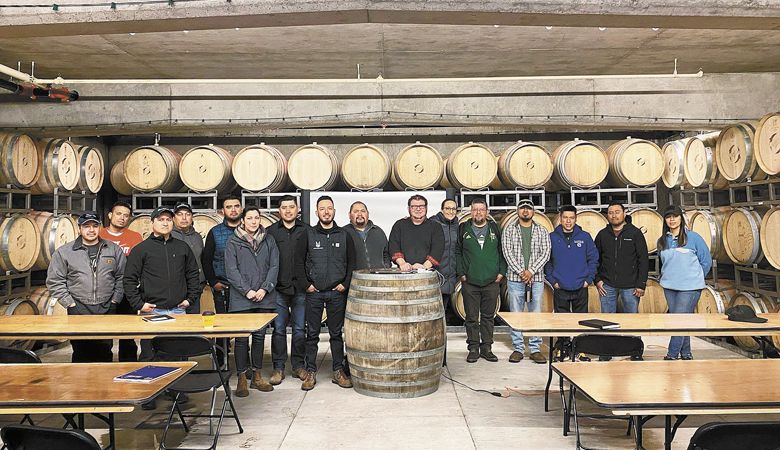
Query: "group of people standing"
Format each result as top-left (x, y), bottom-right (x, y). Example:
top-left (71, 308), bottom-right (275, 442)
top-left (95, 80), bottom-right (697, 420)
top-left (45, 193), bottom-right (713, 405)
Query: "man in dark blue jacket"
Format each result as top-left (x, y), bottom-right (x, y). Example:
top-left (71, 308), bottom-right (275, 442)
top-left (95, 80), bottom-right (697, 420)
top-left (545, 205), bottom-right (599, 314)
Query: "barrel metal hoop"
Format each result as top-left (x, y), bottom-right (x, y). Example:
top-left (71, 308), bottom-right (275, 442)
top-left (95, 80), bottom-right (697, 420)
top-left (349, 362), bottom-right (443, 375)
top-left (347, 297), bottom-right (440, 306)
top-left (346, 346), bottom-right (444, 359)
top-left (352, 385), bottom-right (440, 399)
top-left (352, 376), bottom-right (441, 388)
top-left (0, 216), bottom-right (16, 270)
top-left (345, 311), bottom-right (444, 323)
top-left (348, 283), bottom-right (441, 293)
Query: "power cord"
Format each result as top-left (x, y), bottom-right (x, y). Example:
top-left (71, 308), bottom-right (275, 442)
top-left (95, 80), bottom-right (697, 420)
top-left (440, 372), bottom-right (503, 397)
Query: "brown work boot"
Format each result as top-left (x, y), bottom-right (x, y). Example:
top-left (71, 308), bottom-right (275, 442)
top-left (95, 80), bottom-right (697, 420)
top-left (530, 352), bottom-right (547, 364)
top-left (293, 367), bottom-right (308, 380)
top-left (332, 369), bottom-right (353, 389)
top-left (269, 369), bottom-right (285, 385)
top-left (250, 372), bottom-right (274, 392)
top-left (509, 351), bottom-right (524, 363)
top-left (301, 371), bottom-right (317, 391)
top-left (235, 372), bottom-right (249, 397)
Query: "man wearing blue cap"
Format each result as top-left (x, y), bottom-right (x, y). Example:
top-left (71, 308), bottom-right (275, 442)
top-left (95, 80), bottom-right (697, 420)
top-left (47, 212), bottom-right (127, 363)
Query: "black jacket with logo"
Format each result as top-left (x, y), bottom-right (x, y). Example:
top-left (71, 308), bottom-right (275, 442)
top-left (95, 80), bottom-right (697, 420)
top-left (123, 234), bottom-right (201, 310)
top-left (298, 222), bottom-right (356, 292)
top-left (594, 222), bottom-right (649, 290)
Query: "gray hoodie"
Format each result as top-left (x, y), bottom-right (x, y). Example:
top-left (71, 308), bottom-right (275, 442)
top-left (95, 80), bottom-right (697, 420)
top-left (47, 237), bottom-right (127, 307)
top-left (224, 230), bottom-right (280, 312)
top-left (172, 226), bottom-right (206, 284)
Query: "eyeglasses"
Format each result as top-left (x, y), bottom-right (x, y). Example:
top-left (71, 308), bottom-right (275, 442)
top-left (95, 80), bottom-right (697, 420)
top-left (409, 205), bottom-right (427, 210)
top-left (442, 207), bottom-right (458, 211)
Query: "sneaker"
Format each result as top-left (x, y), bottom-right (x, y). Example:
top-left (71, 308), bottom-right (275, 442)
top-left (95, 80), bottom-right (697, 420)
top-left (235, 372), bottom-right (249, 397)
top-left (630, 355), bottom-right (644, 361)
top-left (293, 367), bottom-right (308, 380)
top-left (480, 351), bottom-right (498, 362)
top-left (269, 369), bottom-right (285, 385)
top-left (301, 371), bottom-right (316, 391)
top-left (466, 350), bottom-right (480, 363)
top-left (578, 354), bottom-right (591, 362)
top-left (141, 399), bottom-right (157, 410)
top-left (332, 369), bottom-right (353, 388)
top-left (598, 356), bottom-right (612, 362)
top-left (681, 355), bottom-right (693, 360)
top-left (250, 372), bottom-right (274, 392)
top-left (664, 356), bottom-right (678, 361)
top-left (509, 351), bottom-right (524, 363)
top-left (529, 352), bottom-right (547, 364)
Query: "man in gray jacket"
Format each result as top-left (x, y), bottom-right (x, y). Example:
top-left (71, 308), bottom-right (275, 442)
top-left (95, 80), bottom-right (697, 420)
top-left (47, 213), bottom-right (126, 363)
top-left (343, 201), bottom-right (390, 270)
top-left (171, 202), bottom-right (205, 313)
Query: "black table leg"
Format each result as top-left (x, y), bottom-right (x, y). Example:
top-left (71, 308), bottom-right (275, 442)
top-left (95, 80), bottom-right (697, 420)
top-left (107, 413), bottom-right (115, 450)
top-left (545, 337), bottom-right (554, 412)
top-left (664, 415), bottom-right (672, 450)
top-left (634, 415), bottom-right (644, 450)
top-left (78, 413), bottom-right (85, 430)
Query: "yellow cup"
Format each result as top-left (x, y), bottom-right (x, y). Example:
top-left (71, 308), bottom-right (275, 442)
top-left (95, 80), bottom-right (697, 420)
top-left (201, 311), bottom-right (216, 328)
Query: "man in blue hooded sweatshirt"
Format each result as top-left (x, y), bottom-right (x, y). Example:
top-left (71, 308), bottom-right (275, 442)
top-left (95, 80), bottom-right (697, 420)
top-left (545, 205), bottom-right (599, 314)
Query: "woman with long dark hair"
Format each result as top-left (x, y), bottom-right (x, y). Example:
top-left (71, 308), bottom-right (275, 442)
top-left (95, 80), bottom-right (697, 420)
top-left (225, 207), bottom-right (279, 396)
top-left (657, 205), bottom-right (712, 360)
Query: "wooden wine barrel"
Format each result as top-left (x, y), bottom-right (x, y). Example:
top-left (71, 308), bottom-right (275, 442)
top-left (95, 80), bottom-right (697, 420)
top-left (627, 208), bottom-right (663, 254)
top-left (546, 140), bottom-right (609, 191)
top-left (451, 281), bottom-right (501, 320)
top-left (180, 145), bottom-right (236, 193)
top-left (232, 144), bottom-right (288, 192)
top-left (110, 160), bottom-right (133, 196)
top-left (495, 142), bottom-right (554, 189)
top-left (754, 112), bottom-right (780, 176)
top-left (695, 284), bottom-right (736, 314)
top-left (445, 143), bottom-right (497, 190)
top-left (124, 145), bottom-right (183, 192)
top-left (606, 138), bottom-right (664, 187)
top-left (192, 213), bottom-right (223, 243)
top-left (548, 210), bottom-right (606, 240)
top-left (127, 214), bottom-right (152, 240)
top-left (683, 132), bottom-right (728, 189)
top-left (689, 208), bottom-right (730, 263)
top-left (716, 122), bottom-right (766, 182)
top-left (288, 143), bottom-right (339, 191)
top-left (345, 269), bottom-right (445, 398)
top-left (391, 143), bottom-right (444, 190)
top-left (722, 207), bottom-right (766, 265)
top-left (0, 298), bottom-right (39, 350)
top-left (661, 140), bottom-right (687, 188)
top-left (29, 286), bottom-right (67, 317)
top-left (32, 138), bottom-right (78, 193)
top-left (27, 212), bottom-right (79, 271)
top-left (0, 133), bottom-right (40, 189)
top-left (498, 210), bottom-right (554, 233)
top-left (640, 278), bottom-right (667, 313)
top-left (760, 207), bottom-right (780, 270)
top-left (0, 214), bottom-right (42, 273)
top-left (439, 158), bottom-right (452, 188)
top-left (731, 292), bottom-right (775, 351)
top-left (341, 144), bottom-right (391, 190)
top-left (587, 285), bottom-right (601, 313)
top-left (76, 145), bottom-right (105, 194)
top-left (259, 213), bottom-right (279, 229)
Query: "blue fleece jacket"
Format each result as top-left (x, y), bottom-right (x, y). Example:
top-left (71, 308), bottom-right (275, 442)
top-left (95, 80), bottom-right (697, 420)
top-left (545, 225), bottom-right (599, 291)
top-left (658, 230), bottom-right (712, 291)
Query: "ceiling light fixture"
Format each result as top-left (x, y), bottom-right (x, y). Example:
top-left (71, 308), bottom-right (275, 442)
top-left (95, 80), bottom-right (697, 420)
top-left (545, 26), bottom-right (553, 30)
top-left (129, 32), bottom-right (136, 36)
top-left (652, 27), bottom-right (660, 31)
top-left (598, 27), bottom-right (607, 31)
top-left (493, 25), bottom-right (499, 28)
top-left (183, 30), bottom-right (189, 33)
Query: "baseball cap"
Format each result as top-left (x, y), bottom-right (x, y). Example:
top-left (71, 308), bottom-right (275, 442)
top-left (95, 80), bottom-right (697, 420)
top-left (77, 212), bottom-right (101, 226)
top-left (150, 206), bottom-right (174, 220)
top-left (725, 305), bottom-right (768, 323)
top-left (663, 205), bottom-right (684, 218)
top-left (174, 202), bottom-right (192, 213)
top-left (517, 199), bottom-right (535, 210)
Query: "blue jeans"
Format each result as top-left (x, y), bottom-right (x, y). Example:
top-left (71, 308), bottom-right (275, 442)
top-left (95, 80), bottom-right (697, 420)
top-left (599, 283), bottom-right (640, 313)
top-left (664, 288), bottom-right (702, 358)
top-left (140, 307), bottom-right (187, 362)
top-left (507, 280), bottom-right (543, 354)
top-left (272, 292), bottom-right (306, 371)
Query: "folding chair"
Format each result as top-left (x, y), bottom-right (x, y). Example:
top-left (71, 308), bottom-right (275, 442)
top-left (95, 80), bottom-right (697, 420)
top-left (687, 421), bottom-right (780, 450)
top-left (151, 336), bottom-right (243, 450)
top-left (1, 424), bottom-right (101, 450)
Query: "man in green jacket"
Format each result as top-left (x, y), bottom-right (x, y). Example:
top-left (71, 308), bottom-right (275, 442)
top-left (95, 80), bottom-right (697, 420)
top-left (455, 198), bottom-right (507, 363)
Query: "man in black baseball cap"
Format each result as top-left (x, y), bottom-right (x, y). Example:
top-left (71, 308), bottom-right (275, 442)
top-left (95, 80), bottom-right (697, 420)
top-left (171, 202), bottom-right (205, 314)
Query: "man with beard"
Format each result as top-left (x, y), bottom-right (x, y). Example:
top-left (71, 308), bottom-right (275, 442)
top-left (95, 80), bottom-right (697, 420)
top-left (202, 196), bottom-right (242, 367)
top-left (99, 201), bottom-right (143, 362)
top-left (266, 195), bottom-right (309, 384)
top-left (171, 202), bottom-right (205, 313)
top-left (455, 198), bottom-right (506, 363)
top-left (343, 201), bottom-right (390, 270)
top-left (298, 196), bottom-right (356, 391)
top-left (502, 199), bottom-right (551, 364)
top-left (388, 194), bottom-right (444, 271)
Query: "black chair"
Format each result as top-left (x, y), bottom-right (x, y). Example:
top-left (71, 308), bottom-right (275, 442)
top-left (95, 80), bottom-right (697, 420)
top-left (688, 421), bottom-right (780, 450)
top-left (1, 424), bottom-right (101, 450)
top-left (151, 336), bottom-right (243, 450)
top-left (564, 334), bottom-right (644, 450)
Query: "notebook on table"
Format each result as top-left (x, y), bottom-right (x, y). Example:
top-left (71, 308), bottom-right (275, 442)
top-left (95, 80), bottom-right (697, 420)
top-left (114, 365), bottom-right (182, 383)
top-left (141, 314), bottom-right (176, 323)
top-left (578, 319), bottom-right (620, 330)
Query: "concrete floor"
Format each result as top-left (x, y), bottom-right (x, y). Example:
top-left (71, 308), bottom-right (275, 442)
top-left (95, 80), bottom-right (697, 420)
top-left (4, 332), bottom-right (776, 450)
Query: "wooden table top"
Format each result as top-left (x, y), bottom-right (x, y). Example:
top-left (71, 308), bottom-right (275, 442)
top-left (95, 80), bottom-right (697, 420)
top-left (553, 359), bottom-right (780, 410)
top-left (498, 312), bottom-right (780, 336)
top-left (0, 313), bottom-right (276, 339)
top-left (0, 362), bottom-right (196, 408)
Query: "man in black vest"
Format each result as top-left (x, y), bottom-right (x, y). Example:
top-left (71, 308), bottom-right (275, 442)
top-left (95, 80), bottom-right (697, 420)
top-left (298, 196), bottom-right (356, 391)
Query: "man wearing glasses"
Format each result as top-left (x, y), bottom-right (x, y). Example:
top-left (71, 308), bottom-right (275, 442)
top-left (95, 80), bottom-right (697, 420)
top-left (388, 194), bottom-right (445, 272)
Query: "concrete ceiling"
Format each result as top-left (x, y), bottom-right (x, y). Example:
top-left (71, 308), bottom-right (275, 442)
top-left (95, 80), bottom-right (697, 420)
top-left (2, 23), bottom-right (780, 79)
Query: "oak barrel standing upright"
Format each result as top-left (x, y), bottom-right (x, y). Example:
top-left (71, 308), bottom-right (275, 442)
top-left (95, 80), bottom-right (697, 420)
top-left (345, 269), bottom-right (445, 398)
top-left (0, 133), bottom-right (40, 189)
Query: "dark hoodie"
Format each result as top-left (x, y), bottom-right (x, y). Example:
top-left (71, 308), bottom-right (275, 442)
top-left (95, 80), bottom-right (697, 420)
top-left (594, 220), bottom-right (649, 290)
top-left (545, 224), bottom-right (599, 291)
top-left (430, 212), bottom-right (459, 295)
top-left (343, 220), bottom-right (390, 270)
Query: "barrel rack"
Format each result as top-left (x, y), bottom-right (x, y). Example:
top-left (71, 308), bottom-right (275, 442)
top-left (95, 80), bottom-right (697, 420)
top-left (668, 185), bottom-right (730, 210)
top-left (30, 187), bottom-right (97, 216)
top-left (0, 186), bottom-right (31, 214)
top-left (0, 272), bottom-right (32, 304)
top-left (734, 265), bottom-right (780, 298)
top-left (570, 185), bottom-right (657, 211)
top-left (459, 189), bottom-right (546, 212)
top-left (242, 191), bottom-right (302, 213)
top-left (132, 191), bottom-right (219, 214)
top-left (729, 177), bottom-right (780, 207)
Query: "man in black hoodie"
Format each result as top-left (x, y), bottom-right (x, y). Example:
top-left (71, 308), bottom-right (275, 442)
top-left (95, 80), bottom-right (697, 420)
top-left (594, 202), bottom-right (649, 314)
top-left (299, 196), bottom-right (356, 391)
